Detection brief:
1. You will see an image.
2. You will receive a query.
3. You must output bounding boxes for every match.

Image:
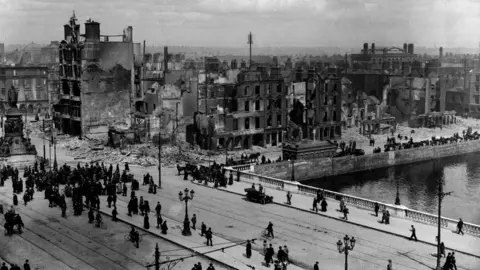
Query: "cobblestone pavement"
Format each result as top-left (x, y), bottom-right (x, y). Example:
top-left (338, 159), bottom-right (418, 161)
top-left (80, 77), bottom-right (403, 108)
top-left (0, 183), bottom-right (224, 270)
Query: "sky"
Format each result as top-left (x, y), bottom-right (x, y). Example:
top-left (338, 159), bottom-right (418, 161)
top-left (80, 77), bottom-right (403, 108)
top-left (1, 0), bottom-right (480, 48)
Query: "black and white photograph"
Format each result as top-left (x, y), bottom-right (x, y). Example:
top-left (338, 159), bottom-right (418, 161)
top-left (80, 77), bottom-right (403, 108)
top-left (0, 0), bottom-right (479, 269)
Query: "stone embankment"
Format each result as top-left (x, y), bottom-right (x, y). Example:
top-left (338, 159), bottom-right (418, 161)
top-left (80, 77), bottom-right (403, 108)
top-left (254, 138), bottom-right (480, 181)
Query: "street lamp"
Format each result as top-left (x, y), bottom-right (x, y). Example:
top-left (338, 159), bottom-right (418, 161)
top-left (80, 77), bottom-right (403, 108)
top-left (178, 188), bottom-right (195, 236)
top-left (394, 179), bottom-right (401, 205)
top-left (337, 235), bottom-right (356, 270)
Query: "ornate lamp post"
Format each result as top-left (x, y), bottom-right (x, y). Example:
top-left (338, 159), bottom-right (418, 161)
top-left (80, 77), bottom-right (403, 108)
top-left (178, 188), bottom-right (195, 236)
top-left (337, 235), bottom-right (356, 270)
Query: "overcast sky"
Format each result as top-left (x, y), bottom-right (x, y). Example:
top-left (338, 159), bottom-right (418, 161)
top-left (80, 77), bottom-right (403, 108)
top-left (1, 0), bottom-right (479, 48)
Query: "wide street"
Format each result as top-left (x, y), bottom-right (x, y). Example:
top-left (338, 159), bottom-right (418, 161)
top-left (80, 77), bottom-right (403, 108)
top-left (0, 180), bottom-right (223, 270)
top-left (17, 134), bottom-right (480, 270)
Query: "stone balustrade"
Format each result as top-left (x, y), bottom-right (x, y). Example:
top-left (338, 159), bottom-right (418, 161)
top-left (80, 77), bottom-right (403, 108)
top-left (229, 164), bottom-right (253, 172)
top-left (223, 166), bottom-right (480, 237)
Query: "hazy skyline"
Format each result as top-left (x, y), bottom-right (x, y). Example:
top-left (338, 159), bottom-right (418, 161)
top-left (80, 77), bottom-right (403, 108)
top-left (1, 0), bottom-right (480, 49)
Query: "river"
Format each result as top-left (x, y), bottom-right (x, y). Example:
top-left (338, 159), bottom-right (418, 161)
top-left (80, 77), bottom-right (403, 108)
top-left (302, 152), bottom-right (480, 225)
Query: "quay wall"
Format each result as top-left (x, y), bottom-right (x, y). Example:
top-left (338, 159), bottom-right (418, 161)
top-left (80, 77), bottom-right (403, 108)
top-left (254, 139), bottom-right (480, 181)
top-left (224, 164), bottom-right (480, 237)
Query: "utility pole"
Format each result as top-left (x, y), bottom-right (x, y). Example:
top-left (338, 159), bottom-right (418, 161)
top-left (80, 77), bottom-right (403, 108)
top-left (248, 32), bottom-right (253, 70)
top-left (154, 243), bottom-right (160, 270)
top-left (158, 46), bottom-right (168, 189)
top-left (434, 159), bottom-right (452, 270)
top-left (224, 86), bottom-right (228, 164)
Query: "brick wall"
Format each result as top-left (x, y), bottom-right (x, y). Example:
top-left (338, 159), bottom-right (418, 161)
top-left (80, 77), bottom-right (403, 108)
top-left (255, 140), bottom-right (480, 181)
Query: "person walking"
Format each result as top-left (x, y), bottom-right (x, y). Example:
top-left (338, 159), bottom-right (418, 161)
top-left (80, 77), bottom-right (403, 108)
top-left (206, 228), bottom-right (213, 246)
top-left (456, 218), bottom-right (464, 235)
top-left (155, 202), bottom-right (161, 216)
top-left (267, 221), bottom-right (274, 238)
top-left (409, 225), bottom-right (418, 241)
top-left (374, 202), bottom-right (380, 217)
top-left (161, 221), bottom-right (168, 234)
top-left (191, 214), bottom-right (197, 230)
top-left (286, 191), bottom-right (292, 205)
top-left (313, 262), bottom-right (319, 270)
top-left (23, 260), bottom-right (31, 270)
top-left (312, 198), bottom-right (318, 213)
top-left (143, 213), bottom-right (150, 229)
top-left (387, 259), bottom-right (392, 270)
top-left (283, 245), bottom-right (290, 263)
top-left (112, 206), bottom-right (118, 221)
top-left (246, 240), bottom-right (252, 258)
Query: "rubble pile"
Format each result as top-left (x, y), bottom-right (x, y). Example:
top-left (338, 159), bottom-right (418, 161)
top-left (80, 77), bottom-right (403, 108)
top-left (26, 120), bottom-right (44, 136)
top-left (56, 134), bottom-right (283, 167)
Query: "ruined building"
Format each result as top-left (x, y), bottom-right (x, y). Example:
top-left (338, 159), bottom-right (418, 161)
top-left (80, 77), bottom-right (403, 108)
top-left (54, 13), bottom-right (139, 136)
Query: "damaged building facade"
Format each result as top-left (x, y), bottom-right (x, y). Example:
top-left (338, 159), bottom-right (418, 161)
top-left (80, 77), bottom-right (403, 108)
top-left (194, 65), bottom-right (289, 150)
top-left (54, 13), bottom-right (139, 136)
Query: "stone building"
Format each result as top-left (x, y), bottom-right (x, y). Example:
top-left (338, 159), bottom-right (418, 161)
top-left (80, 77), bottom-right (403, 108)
top-left (54, 12), bottom-right (139, 136)
top-left (351, 43), bottom-right (417, 71)
top-left (0, 66), bottom-right (49, 113)
top-left (194, 66), bottom-right (288, 150)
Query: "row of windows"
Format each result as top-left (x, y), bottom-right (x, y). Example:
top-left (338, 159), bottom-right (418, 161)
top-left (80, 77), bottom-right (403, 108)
top-left (232, 115), bottom-right (283, 131)
top-left (243, 84), bottom-right (284, 96)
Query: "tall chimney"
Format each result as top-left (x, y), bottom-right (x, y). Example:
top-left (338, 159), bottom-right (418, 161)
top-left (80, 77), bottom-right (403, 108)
top-left (408, 43), bottom-right (414, 54)
top-left (371, 43), bottom-right (375, 54)
top-left (425, 78), bottom-right (431, 113)
top-left (439, 47), bottom-right (443, 59)
top-left (363, 43), bottom-right (368, 55)
top-left (403, 43), bottom-right (408, 53)
top-left (164, 46), bottom-right (168, 73)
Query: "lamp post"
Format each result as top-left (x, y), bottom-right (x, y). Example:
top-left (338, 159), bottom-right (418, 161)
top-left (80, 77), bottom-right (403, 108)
top-left (337, 235), bottom-right (356, 270)
top-left (178, 188), bottom-right (195, 236)
top-left (291, 159), bottom-right (295, 182)
top-left (394, 178), bottom-right (401, 205)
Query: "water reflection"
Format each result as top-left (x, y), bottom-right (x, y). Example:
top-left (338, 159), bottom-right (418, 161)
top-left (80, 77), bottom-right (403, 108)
top-left (303, 152), bottom-right (480, 224)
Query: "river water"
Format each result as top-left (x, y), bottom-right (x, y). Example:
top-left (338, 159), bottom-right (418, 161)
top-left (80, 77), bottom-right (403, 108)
top-left (303, 152), bottom-right (480, 225)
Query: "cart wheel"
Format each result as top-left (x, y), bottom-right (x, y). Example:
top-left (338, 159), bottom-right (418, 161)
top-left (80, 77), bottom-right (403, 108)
top-left (124, 234), bottom-right (131, 242)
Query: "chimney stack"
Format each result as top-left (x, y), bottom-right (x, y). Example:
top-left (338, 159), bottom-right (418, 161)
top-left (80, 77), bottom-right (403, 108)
top-left (439, 47), bottom-right (443, 59)
top-left (403, 43), bottom-right (408, 53)
top-left (363, 43), bottom-right (368, 55)
top-left (408, 43), bottom-right (414, 54)
top-left (371, 43), bottom-right (375, 54)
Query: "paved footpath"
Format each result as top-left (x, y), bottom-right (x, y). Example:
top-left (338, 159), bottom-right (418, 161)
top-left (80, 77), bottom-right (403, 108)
top-left (217, 178), bottom-right (480, 257)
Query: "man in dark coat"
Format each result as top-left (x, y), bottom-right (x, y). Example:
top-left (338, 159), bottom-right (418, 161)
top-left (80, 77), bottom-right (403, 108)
top-left (155, 202), bottom-right (161, 216)
top-left (23, 260), bottom-right (30, 270)
top-left (143, 214), bottom-right (150, 229)
top-left (112, 207), bottom-right (118, 221)
top-left (246, 240), bottom-right (252, 258)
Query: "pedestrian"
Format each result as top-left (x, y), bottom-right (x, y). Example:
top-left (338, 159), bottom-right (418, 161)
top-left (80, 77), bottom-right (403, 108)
top-left (246, 240), bottom-right (252, 258)
top-left (201, 222), bottom-right (206, 236)
top-left (444, 253), bottom-right (452, 269)
top-left (456, 218), bottom-right (464, 235)
top-left (374, 202), bottom-right (379, 217)
top-left (155, 202), bottom-right (161, 216)
top-left (263, 240), bottom-right (267, 254)
top-left (440, 241), bottom-right (445, 257)
top-left (451, 252), bottom-right (457, 270)
top-left (343, 207), bottom-right (349, 220)
top-left (267, 221), bottom-right (274, 238)
top-left (161, 220), bottom-right (168, 234)
top-left (313, 262), bottom-right (319, 270)
top-left (207, 263), bottom-right (215, 270)
top-left (88, 208), bottom-right (94, 223)
top-left (13, 193), bottom-right (18, 206)
top-left (122, 183), bottom-right (127, 196)
top-left (286, 191), bottom-right (292, 205)
top-left (143, 213), bottom-right (150, 229)
top-left (191, 214), bottom-right (197, 230)
top-left (409, 225), bottom-right (418, 241)
top-left (206, 227), bottom-right (213, 246)
top-left (385, 210), bottom-right (390, 224)
top-left (387, 259), bottom-right (392, 270)
top-left (321, 198), bottom-right (328, 212)
top-left (277, 246), bottom-right (285, 263)
top-left (156, 214), bottom-right (163, 229)
top-left (283, 245), bottom-right (290, 263)
top-left (0, 262), bottom-right (7, 270)
top-left (312, 197), bottom-right (318, 213)
top-left (112, 207), bottom-right (118, 221)
top-left (23, 260), bottom-right (31, 270)
top-left (107, 195), bottom-right (112, 208)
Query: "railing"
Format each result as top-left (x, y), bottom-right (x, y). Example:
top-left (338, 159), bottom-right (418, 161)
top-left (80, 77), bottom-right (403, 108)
top-left (223, 166), bottom-right (480, 237)
top-left (229, 164), bottom-right (252, 172)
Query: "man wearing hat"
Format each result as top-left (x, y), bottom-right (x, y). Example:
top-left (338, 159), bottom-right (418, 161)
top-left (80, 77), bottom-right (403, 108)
top-left (387, 259), bottom-right (393, 270)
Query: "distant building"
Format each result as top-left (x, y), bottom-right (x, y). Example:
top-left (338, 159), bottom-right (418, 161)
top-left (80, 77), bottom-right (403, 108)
top-left (351, 43), bottom-right (417, 71)
top-left (53, 12), bottom-right (139, 137)
top-left (0, 66), bottom-right (49, 113)
top-left (0, 43), bottom-right (4, 62)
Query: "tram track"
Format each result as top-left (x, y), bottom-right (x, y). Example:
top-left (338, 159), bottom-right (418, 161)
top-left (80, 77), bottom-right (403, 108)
top-left (0, 191), bottom-right (147, 270)
top-left (113, 182), bottom-right (478, 270)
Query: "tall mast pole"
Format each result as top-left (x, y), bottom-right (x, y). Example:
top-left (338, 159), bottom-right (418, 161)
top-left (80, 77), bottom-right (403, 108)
top-left (248, 32), bottom-right (253, 70)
